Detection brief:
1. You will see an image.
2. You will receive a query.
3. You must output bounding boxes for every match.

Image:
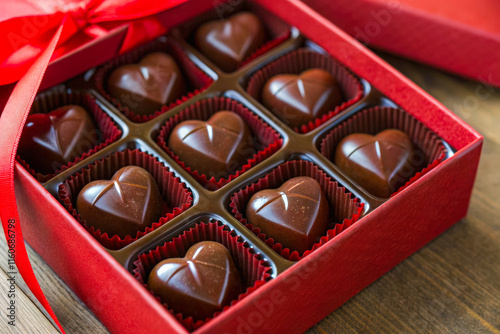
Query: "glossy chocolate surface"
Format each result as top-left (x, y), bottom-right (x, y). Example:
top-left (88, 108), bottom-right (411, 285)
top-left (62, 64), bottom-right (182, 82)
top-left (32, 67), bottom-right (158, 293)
top-left (194, 12), bottom-right (266, 72)
top-left (335, 129), bottom-right (416, 198)
top-left (246, 176), bottom-right (329, 253)
top-left (19, 105), bottom-right (99, 175)
top-left (77, 166), bottom-right (162, 238)
top-left (261, 68), bottom-right (343, 128)
top-left (107, 52), bottom-right (186, 115)
top-left (30, 13), bottom-right (453, 328)
top-left (147, 241), bottom-right (243, 319)
top-left (168, 111), bottom-right (254, 179)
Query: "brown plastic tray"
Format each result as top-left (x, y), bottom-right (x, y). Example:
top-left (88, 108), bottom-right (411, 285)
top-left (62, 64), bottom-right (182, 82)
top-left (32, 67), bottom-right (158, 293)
top-left (28, 4), bottom-right (454, 284)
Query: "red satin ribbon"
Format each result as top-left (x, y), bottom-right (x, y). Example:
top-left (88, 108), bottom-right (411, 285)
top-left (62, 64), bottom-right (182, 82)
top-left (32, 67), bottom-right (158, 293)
top-left (0, 0), bottom-right (187, 85)
top-left (0, 0), bottom-right (186, 332)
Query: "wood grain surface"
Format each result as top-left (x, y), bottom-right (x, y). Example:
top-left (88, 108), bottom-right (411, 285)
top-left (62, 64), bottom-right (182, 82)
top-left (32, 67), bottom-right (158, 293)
top-left (1, 52), bottom-right (499, 334)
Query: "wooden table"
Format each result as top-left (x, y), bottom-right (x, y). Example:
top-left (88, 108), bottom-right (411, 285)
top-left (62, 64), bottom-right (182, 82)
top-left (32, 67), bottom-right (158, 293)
top-left (1, 52), bottom-right (499, 334)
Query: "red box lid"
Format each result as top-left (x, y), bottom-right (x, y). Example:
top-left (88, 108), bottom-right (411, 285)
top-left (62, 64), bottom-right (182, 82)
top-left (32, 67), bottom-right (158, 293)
top-left (302, 0), bottom-right (500, 87)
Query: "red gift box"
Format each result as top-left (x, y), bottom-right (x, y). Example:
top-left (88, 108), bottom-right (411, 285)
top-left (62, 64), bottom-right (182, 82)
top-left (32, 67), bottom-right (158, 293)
top-left (1, 0), bottom-right (482, 333)
top-left (301, 0), bottom-right (500, 88)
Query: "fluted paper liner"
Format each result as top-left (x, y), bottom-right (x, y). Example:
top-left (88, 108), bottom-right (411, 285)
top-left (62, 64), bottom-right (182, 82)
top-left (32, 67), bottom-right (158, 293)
top-left (17, 86), bottom-right (122, 183)
top-left (132, 221), bottom-right (272, 331)
top-left (94, 37), bottom-right (214, 123)
top-left (178, 5), bottom-right (291, 72)
top-left (157, 97), bottom-right (283, 190)
top-left (319, 106), bottom-right (448, 198)
top-left (58, 149), bottom-right (193, 250)
top-left (229, 160), bottom-right (364, 261)
top-left (246, 48), bottom-right (364, 133)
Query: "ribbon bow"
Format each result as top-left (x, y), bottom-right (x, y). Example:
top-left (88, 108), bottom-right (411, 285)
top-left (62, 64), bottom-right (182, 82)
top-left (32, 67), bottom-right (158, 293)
top-left (0, 0), bottom-right (188, 85)
top-left (0, 0), bottom-right (186, 332)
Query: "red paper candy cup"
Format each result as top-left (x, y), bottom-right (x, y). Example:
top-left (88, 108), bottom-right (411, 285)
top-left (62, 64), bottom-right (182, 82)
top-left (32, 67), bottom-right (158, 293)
top-left (157, 97), bottom-right (283, 190)
top-left (178, 5), bottom-right (291, 71)
top-left (319, 106), bottom-right (448, 198)
top-left (94, 37), bottom-right (214, 123)
top-left (17, 85), bottom-right (122, 183)
top-left (132, 220), bottom-right (272, 331)
top-left (229, 160), bottom-right (364, 261)
top-left (245, 48), bottom-right (364, 133)
top-left (58, 149), bottom-right (193, 250)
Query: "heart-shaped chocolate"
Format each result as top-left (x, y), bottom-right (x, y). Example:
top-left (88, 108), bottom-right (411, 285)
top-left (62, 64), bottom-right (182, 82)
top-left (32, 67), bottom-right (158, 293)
top-left (147, 241), bottom-right (243, 320)
top-left (246, 176), bottom-right (329, 253)
top-left (19, 105), bottom-right (98, 174)
top-left (77, 166), bottom-right (162, 238)
top-left (168, 111), bottom-right (254, 179)
top-left (107, 52), bottom-right (186, 115)
top-left (335, 129), bottom-right (416, 198)
top-left (261, 69), bottom-right (343, 128)
top-left (195, 12), bottom-right (266, 72)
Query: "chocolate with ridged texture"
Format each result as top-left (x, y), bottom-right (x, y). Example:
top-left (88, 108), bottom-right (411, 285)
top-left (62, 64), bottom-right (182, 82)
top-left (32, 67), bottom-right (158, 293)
top-left (335, 129), bottom-right (416, 198)
top-left (147, 241), bottom-right (243, 320)
top-left (107, 52), bottom-right (186, 115)
top-left (246, 176), bottom-right (329, 253)
top-left (261, 68), bottom-right (343, 128)
top-left (19, 105), bottom-right (99, 175)
top-left (168, 111), bottom-right (254, 179)
top-left (194, 12), bottom-right (266, 72)
top-left (76, 166), bottom-right (162, 238)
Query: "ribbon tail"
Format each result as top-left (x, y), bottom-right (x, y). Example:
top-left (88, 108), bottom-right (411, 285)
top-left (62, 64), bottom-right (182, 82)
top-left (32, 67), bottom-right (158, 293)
top-left (0, 24), bottom-right (66, 334)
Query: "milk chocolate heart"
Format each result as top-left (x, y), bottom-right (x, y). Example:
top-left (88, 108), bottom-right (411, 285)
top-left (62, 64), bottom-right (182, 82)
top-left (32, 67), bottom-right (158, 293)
top-left (107, 52), bottom-right (186, 115)
top-left (195, 12), bottom-right (266, 72)
top-left (147, 241), bottom-right (243, 320)
top-left (246, 176), bottom-right (329, 253)
top-left (261, 68), bottom-right (343, 128)
top-left (168, 111), bottom-right (254, 179)
top-left (335, 129), bottom-right (416, 198)
top-left (77, 166), bottom-right (162, 238)
top-left (19, 105), bottom-right (99, 174)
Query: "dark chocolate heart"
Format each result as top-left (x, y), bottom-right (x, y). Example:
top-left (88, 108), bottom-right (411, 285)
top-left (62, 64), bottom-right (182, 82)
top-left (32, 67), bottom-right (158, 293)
top-left (246, 176), bottom-right (329, 253)
top-left (77, 166), bottom-right (162, 238)
top-left (147, 241), bottom-right (243, 320)
top-left (107, 52), bottom-right (186, 115)
top-left (195, 12), bottom-right (266, 72)
top-left (261, 68), bottom-right (343, 128)
top-left (335, 129), bottom-right (416, 198)
top-left (168, 111), bottom-right (254, 179)
top-left (19, 105), bottom-right (98, 174)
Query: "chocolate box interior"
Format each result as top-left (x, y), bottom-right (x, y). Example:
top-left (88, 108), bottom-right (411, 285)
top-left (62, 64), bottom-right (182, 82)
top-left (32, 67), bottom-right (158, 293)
top-left (18, 1), bottom-right (456, 331)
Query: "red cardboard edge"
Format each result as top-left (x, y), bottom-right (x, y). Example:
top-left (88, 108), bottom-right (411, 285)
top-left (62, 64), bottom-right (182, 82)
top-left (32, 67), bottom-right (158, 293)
top-left (196, 139), bottom-right (483, 334)
top-left (194, 2), bottom-right (484, 332)
top-left (302, 0), bottom-right (500, 87)
top-left (11, 0), bottom-right (484, 333)
top-left (40, 25), bottom-right (129, 91)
